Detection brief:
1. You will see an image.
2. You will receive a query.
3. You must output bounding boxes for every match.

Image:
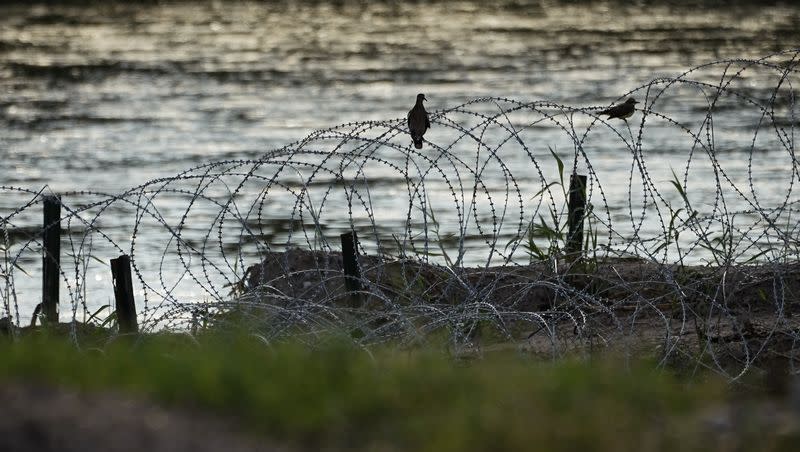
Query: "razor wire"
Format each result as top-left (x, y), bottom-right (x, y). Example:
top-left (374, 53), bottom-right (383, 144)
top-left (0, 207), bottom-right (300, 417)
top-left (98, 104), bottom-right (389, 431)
top-left (2, 50), bottom-right (800, 380)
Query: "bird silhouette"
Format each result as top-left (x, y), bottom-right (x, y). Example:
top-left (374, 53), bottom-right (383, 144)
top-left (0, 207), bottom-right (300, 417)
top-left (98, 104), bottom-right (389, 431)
top-left (599, 97), bottom-right (638, 120)
top-left (407, 93), bottom-right (430, 149)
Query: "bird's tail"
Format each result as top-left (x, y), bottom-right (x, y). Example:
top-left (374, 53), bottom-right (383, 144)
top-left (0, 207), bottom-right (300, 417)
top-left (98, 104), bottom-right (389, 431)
top-left (413, 137), bottom-right (423, 149)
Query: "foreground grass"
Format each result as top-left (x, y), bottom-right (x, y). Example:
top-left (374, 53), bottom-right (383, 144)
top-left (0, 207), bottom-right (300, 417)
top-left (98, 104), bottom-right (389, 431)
top-left (0, 332), bottom-right (794, 451)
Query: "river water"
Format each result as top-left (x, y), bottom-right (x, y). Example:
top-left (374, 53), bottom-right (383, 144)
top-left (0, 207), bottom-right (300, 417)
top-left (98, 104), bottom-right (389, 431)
top-left (1, 1), bottom-right (799, 323)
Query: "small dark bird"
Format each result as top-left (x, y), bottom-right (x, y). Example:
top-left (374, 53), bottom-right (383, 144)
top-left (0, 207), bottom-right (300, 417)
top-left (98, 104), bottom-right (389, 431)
top-left (599, 97), bottom-right (638, 120)
top-left (407, 93), bottom-right (430, 149)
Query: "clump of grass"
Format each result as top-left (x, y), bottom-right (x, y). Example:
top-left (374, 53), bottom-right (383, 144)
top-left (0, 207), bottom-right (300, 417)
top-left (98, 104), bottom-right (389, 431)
top-left (0, 333), bottom-right (747, 451)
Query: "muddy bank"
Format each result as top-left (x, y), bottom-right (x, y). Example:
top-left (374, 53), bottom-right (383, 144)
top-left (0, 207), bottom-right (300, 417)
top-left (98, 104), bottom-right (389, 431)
top-left (231, 248), bottom-right (800, 370)
top-left (236, 247), bottom-right (800, 313)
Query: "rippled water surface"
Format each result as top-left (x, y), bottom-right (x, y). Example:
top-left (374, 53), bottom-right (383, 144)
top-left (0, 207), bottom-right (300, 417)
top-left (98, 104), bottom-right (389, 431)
top-left (2, 1), bottom-right (799, 318)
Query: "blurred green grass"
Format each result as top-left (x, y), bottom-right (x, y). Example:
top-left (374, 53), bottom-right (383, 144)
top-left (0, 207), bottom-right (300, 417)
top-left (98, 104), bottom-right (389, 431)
top-left (0, 333), bottom-right (791, 451)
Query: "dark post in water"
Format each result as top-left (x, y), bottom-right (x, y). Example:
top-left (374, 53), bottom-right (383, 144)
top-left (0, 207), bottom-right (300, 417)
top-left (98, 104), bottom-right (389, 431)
top-left (566, 174), bottom-right (587, 257)
top-left (111, 254), bottom-right (139, 334)
top-left (42, 194), bottom-right (61, 324)
top-left (340, 231), bottom-right (362, 295)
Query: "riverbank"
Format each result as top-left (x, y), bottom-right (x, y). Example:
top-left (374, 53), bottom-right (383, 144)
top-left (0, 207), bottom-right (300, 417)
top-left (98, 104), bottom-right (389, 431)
top-left (232, 248), bottom-right (800, 372)
top-left (2, 245), bottom-right (799, 450)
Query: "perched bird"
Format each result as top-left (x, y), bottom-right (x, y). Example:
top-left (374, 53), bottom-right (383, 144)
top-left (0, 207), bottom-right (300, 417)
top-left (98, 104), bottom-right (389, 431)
top-left (407, 93), bottom-right (430, 149)
top-left (599, 97), bottom-right (638, 120)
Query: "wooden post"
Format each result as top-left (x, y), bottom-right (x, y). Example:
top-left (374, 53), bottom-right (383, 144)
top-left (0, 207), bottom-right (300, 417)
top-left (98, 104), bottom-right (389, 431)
top-left (41, 194), bottom-right (61, 324)
top-left (340, 231), bottom-right (362, 295)
top-left (110, 254), bottom-right (138, 334)
top-left (566, 174), bottom-right (587, 256)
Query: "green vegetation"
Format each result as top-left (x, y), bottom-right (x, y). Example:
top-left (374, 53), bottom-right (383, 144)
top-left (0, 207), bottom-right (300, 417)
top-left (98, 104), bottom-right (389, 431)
top-left (4, 331), bottom-right (791, 451)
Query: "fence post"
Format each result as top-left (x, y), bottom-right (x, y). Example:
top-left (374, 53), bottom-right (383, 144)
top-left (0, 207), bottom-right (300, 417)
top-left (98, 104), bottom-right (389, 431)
top-left (340, 231), bottom-right (362, 297)
top-left (566, 174), bottom-right (587, 257)
top-left (42, 194), bottom-right (61, 324)
top-left (110, 254), bottom-right (138, 334)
